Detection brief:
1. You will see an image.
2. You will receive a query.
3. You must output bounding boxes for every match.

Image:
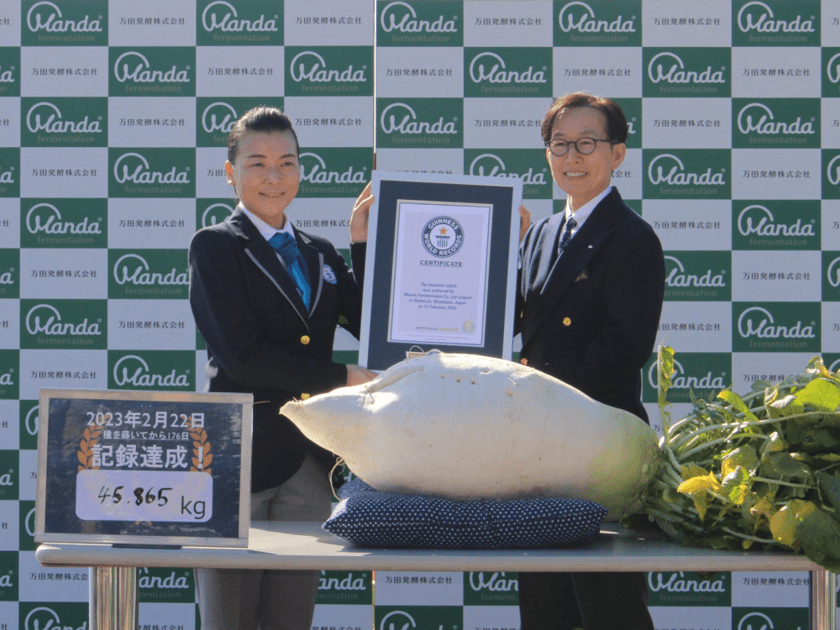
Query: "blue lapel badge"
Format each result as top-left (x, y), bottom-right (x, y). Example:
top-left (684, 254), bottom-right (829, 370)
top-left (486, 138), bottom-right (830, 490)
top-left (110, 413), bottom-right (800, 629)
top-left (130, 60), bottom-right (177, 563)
top-left (323, 264), bottom-right (338, 284)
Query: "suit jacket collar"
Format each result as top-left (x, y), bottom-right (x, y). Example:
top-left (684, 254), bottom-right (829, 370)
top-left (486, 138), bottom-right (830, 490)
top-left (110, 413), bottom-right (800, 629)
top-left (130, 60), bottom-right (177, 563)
top-left (227, 208), bottom-right (322, 327)
top-left (526, 188), bottom-right (625, 336)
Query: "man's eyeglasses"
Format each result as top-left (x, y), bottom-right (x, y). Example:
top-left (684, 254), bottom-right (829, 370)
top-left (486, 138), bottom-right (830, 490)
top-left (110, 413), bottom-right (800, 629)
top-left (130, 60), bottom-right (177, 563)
top-left (546, 138), bottom-right (614, 157)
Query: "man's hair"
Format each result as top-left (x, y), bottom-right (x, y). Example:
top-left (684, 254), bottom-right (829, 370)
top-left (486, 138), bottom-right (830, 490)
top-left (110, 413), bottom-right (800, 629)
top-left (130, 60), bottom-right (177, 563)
top-left (227, 106), bottom-right (299, 164)
top-left (541, 92), bottom-right (628, 146)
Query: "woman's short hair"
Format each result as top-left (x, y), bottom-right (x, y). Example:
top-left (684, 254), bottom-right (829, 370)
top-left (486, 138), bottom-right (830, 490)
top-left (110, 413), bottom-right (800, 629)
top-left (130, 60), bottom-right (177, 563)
top-left (541, 92), bottom-right (628, 146)
top-left (227, 106), bottom-right (299, 164)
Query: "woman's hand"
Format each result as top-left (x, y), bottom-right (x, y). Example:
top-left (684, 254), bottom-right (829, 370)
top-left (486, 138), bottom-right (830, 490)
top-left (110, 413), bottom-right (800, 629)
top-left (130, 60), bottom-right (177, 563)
top-left (350, 182), bottom-right (374, 244)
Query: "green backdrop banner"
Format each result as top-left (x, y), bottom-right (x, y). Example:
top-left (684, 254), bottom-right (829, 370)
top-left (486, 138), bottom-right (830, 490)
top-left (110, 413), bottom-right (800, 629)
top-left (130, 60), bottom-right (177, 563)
top-left (0, 1), bottom-right (834, 628)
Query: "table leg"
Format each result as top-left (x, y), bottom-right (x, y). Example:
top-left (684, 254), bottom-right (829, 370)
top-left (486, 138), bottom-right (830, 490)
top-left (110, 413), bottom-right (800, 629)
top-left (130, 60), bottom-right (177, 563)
top-left (89, 566), bottom-right (139, 630)
top-left (810, 569), bottom-right (837, 630)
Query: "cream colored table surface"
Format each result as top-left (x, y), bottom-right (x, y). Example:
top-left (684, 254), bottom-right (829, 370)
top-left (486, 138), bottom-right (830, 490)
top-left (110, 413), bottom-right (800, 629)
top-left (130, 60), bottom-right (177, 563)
top-left (36, 520), bottom-right (823, 573)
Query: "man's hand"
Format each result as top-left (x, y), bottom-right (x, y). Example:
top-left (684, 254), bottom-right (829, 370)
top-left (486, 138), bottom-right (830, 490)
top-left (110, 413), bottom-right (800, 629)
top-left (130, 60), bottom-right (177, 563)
top-left (519, 205), bottom-right (532, 242)
top-left (350, 182), bottom-right (374, 243)
top-left (346, 363), bottom-right (377, 386)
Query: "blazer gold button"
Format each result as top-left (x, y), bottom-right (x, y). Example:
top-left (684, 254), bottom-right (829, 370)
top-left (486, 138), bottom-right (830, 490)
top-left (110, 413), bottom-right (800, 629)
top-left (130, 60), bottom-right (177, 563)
top-left (520, 358), bottom-right (528, 366)
top-left (301, 335), bottom-right (310, 345)
top-left (301, 393), bottom-right (310, 400)
top-left (563, 317), bottom-right (572, 326)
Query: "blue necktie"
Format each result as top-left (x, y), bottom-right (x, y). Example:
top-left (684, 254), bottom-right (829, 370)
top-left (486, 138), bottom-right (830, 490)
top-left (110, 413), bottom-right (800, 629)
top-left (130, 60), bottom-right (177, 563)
top-left (268, 232), bottom-right (310, 309)
top-left (558, 216), bottom-right (577, 253)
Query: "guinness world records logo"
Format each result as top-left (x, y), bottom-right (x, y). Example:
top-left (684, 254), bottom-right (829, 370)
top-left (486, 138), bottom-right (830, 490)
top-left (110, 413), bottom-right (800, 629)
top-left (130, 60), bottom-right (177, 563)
top-left (422, 216), bottom-right (464, 257)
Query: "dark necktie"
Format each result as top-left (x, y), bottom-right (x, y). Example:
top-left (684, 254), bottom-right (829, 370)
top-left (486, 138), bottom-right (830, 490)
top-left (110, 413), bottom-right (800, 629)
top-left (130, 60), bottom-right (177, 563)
top-left (558, 216), bottom-right (577, 254)
top-left (268, 232), bottom-right (310, 309)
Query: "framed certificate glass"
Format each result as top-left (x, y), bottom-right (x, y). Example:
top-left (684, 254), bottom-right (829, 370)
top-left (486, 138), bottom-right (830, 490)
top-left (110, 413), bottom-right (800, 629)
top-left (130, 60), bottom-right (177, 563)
top-left (359, 172), bottom-right (522, 370)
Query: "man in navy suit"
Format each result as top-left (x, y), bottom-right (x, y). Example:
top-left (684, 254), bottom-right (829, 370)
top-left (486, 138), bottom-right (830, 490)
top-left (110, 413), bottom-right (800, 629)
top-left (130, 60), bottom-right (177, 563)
top-left (516, 93), bottom-right (665, 630)
top-left (189, 106), bottom-right (375, 630)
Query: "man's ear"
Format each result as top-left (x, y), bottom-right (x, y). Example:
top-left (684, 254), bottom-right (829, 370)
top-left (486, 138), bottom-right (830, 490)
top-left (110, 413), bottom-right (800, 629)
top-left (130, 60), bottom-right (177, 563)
top-left (611, 142), bottom-right (626, 170)
top-left (225, 161), bottom-right (235, 189)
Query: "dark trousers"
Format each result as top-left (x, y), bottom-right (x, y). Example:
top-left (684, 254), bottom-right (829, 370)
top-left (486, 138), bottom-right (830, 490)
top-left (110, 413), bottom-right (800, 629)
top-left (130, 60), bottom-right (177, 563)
top-left (518, 571), bottom-right (654, 630)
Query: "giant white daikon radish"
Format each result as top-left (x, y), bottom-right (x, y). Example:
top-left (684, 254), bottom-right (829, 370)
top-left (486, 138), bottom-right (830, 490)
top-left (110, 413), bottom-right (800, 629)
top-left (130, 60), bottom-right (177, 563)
top-left (280, 351), bottom-right (660, 520)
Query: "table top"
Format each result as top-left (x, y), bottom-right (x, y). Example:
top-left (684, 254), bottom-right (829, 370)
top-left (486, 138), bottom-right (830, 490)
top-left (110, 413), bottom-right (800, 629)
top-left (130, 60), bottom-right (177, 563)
top-left (35, 521), bottom-right (825, 573)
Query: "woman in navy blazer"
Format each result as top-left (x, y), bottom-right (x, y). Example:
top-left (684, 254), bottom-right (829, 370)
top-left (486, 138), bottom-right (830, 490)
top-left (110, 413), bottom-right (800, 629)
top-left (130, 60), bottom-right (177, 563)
top-left (188, 106), bottom-right (375, 630)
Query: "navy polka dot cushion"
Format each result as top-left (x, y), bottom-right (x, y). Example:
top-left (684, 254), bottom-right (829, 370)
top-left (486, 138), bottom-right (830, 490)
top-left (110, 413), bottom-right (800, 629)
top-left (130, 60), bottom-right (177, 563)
top-left (323, 478), bottom-right (607, 549)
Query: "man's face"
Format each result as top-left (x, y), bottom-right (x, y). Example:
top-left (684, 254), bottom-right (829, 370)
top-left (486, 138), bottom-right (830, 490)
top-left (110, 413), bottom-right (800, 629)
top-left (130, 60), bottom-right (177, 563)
top-left (546, 106), bottom-right (626, 210)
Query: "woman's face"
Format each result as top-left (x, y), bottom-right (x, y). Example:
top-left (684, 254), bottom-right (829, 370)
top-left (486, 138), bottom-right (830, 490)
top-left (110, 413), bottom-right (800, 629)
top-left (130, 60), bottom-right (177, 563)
top-left (225, 130), bottom-right (300, 229)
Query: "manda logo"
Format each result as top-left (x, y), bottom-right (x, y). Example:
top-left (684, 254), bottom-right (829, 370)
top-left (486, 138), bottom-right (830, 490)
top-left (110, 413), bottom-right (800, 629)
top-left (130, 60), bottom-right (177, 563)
top-left (112, 253), bottom-right (188, 286)
top-left (664, 254), bottom-right (726, 288)
top-left (201, 202), bottom-right (235, 228)
top-left (468, 52), bottom-right (546, 85)
top-left (27, 0), bottom-right (102, 33)
top-left (380, 103), bottom-right (458, 135)
top-left (737, 611), bottom-right (787, 630)
top-left (737, 205), bottom-right (815, 238)
top-left (0, 369), bottom-right (13, 388)
top-left (113, 153), bottom-right (190, 185)
top-left (24, 606), bottom-right (87, 630)
top-left (379, 611), bottom-right (419, 630)
top-left (557, 1), bottom-right (636, 33)
top-left (737, 103), bottom-right (814, 136)
top-left (0, 469), bottom-right (12, 486)
top-left (0, 66), bottom-right (13, 83)
top-left (113, 51), bottom-right (190, 84)
top-left (647, 358), bottom-right (726, 391)
top-left (647, 52), bottom-right (725, 85)
top-left (647, 154), bottom-right (726, 187)
top-left (202, 0), bottom-right (279, 32)
top-left (25, 303), bottom-right (101, 337)
top-left (0, 573), bottom-right (12, 588)
top-left (289, 51), bottom-right (366, 84)
top-left (827, 155), bottom-right (840, 186)
top-left (647, 572), bottom-right (726, 593)
top-left (318, 571), bottom-right (367, 591)
top-left (468, 571), bottom-right (517, 592)
top-left (26, 102), bottom-right (102, 135)
top-left (25, 405), bottom-right (39, 438)
top-left (468, 154), bottom-right (547, 186)
top-left (828, 53), bottom-right (840, 84)
top-left (112, 355), bottom-right (190, 388)
top-left (299, 152), bottom-right (367, 185)
top-left (827, 256), bottom-right (840, 288)
top-left (737, 1), bottom-right (815, 34)
top-left (202, 101), bottom-right (238, 134)
top-left (379, 1), bottom-right (457, 33)
top-left (737, 306), bottom-right (815, 340)
top-left (0, 166), bottom-right (15, 185)
top-left (26, 203), bottom-right (102, 236)
top-left (138, 568), bottom-right (190, 589)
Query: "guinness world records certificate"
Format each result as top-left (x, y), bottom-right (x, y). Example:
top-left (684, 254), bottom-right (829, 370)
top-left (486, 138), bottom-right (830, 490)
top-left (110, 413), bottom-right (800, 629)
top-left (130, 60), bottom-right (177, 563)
top-left (360, 172), bottom-right (522, 371)
top-left (390, 201), bottom-right (490, 347)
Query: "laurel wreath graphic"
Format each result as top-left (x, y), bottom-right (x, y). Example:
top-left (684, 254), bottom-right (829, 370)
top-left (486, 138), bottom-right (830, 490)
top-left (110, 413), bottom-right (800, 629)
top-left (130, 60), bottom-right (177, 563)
top-left (189, 422), bottom-right (212, 474)
top-left (77, 425), bottom-right (103, 472)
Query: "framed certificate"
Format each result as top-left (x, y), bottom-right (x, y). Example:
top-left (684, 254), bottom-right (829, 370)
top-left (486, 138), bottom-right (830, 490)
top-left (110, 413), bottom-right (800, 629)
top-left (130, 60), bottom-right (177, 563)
top-left (359, 171), bottom-right (522, 371)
